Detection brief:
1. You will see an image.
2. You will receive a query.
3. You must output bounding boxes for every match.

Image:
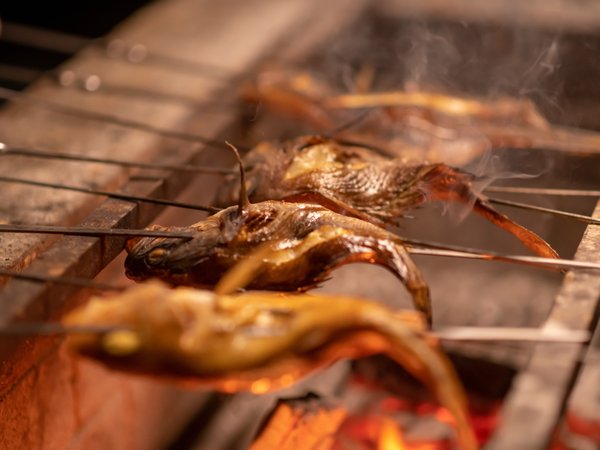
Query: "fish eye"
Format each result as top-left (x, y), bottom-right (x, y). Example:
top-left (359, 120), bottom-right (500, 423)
top-left (146, 247), bottom-right (167, 265)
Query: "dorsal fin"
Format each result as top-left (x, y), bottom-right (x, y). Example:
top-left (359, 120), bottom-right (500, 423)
top-left (225, 141), bottom-right (250, 217)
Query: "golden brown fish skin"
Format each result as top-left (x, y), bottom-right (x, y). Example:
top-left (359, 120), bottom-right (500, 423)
top-left (215, 136), bottom-right (559, 259)
top-left (124, 201), bottom-right (431, 321)
top-left (63, 282), bottom-right (478, 450)
top-left (215, 136), bottom-right (428, 224)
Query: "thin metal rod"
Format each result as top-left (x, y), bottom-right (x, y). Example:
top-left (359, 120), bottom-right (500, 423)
top-left (0, 21), bottom-right (235, 78)
top-left (0, 21), bottom-right (90, 54)
top-left (488, 197), bottom-right (600, 225)
top-left (402, 236), bottom-right (599, 271)
top-left (0, 224), bottom-right (195, 240)
top-left (2, 222), bottom-right (596, 273)
top-left (0, 269), bottom-right (125, 291)
top-left (0, 87), bottom-right (244, 151)
top-left (0, 321), bottom-right (589, 343)
top-left (0, 176), bottom-right (221, 213)
top-left (0, 143), bottom-right (234, 175)
top-left (0, 323), bottom-right (123, 336)
top-left (434, 327), bottom-right (590, 343)
top-left (0, 61), bottom-right (241, 110)
top-left (102, 39), bottom-right (236, 78)
top-left (485, 186), bottom-right (600, 197)
top-left (52, 70), bottom-right (241, 110)
top-left (0, 63), bottom-right (40, 85)
top-left (408, 246), bottom-right (600, 272)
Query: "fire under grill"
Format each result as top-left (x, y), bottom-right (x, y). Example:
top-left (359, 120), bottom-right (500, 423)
top-left (0, 1), bottom-right (599, 449)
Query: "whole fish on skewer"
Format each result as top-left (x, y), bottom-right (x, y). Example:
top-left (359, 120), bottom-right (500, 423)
top-left (242, 69), bottom-right (600, 164)
top-left (125, 142), bottom-right (434, 321)
top-left (215, 136), bottom-right (559, 259)
top-left (124, 199), bottom-right (432, 323)
top-left (63, 281), bottom-right (478, 450)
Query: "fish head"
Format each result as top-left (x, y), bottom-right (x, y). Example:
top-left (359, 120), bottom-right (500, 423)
top-left (123, 209), bottom-right (238, 283)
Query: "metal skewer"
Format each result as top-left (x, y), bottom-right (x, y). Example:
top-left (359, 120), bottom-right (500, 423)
top-left (0, 62), bottom-right (241, 110)
top-left (0, 224), bottom-right (195, 239)
top-left (0, 21), bottom-right (235, 78)
top-left (53, 70), bottom-right (240, 110)
top-left (0, 143), bottom-right (234, 175)
top-left (487, 197), bottom-right (600, 225)
top-left (0, 86), bottom-right (246, 151)
top-left (0, 269), bottom-right (125, 291)
top-left (433, 327), bottom-right (590, 343)
top-left (0, 323), bottom-right (125, 336)
top-left (485, 186), bottom-right (600, 197)
top-left (407, 246), bottom-right (600, 271)
top-left (1, 222), bottom-right (597, 272)
top-left (0, 176), bottom-right (221, 213)
top-left (398, 236), bottom-right (597, 271)
top-left (0, 63), bottom-right (40, 85)
top-left (0, 322), bottom-right (589, 343)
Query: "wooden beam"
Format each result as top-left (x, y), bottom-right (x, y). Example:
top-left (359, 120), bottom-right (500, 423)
top-left (486, 199), bottom-right (600, 450)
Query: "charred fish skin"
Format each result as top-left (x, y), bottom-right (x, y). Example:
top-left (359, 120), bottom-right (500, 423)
top-left (213, 135), bottom-right (478, 222)
top-left (124, 201), bottom-right (431, 321)
top-left (214, 136), bottom-right (394, 212)
top-left (216, 136), bottom-right (559, 258)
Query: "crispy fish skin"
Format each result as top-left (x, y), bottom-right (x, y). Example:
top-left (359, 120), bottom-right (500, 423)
top-left (215, 136), bottom-right (559, 259)
top-left (63, 282), bottom-right (477, 450)
top-left (215, 136), bottom-right (428, 223)
top-left (124, 201), bottom-right (431, 322)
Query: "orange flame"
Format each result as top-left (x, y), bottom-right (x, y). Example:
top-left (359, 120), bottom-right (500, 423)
top-left (378, 418), bottom-right (409, 450)
top-left (378, 417), bottom-right (441, 450)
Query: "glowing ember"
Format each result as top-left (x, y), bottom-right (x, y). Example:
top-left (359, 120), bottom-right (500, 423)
top-left (378, 418), bottom-right (409, 450)
top-left (335, 414), bottom-right (452, 450)
top-left (253, 375), bottom-right (501, 450)
top-left (250, 378), bottom-right (272, 394)
top-left (250, 402), bottom-right (347, 450)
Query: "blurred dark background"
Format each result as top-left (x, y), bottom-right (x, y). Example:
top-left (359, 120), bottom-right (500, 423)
top-left (0, 0), bottom-right (152, 89)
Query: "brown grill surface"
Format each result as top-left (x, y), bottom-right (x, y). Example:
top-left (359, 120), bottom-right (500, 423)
top-left (1, 1), bottom-right (599, 449)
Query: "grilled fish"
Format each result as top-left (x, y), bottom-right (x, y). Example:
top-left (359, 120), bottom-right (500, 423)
top-left (64, 281), bottom-right (477, 450)
top-left (124, 200), bottom-right (432, 323)
top-left (215, 136), bottom-right (559, 259)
